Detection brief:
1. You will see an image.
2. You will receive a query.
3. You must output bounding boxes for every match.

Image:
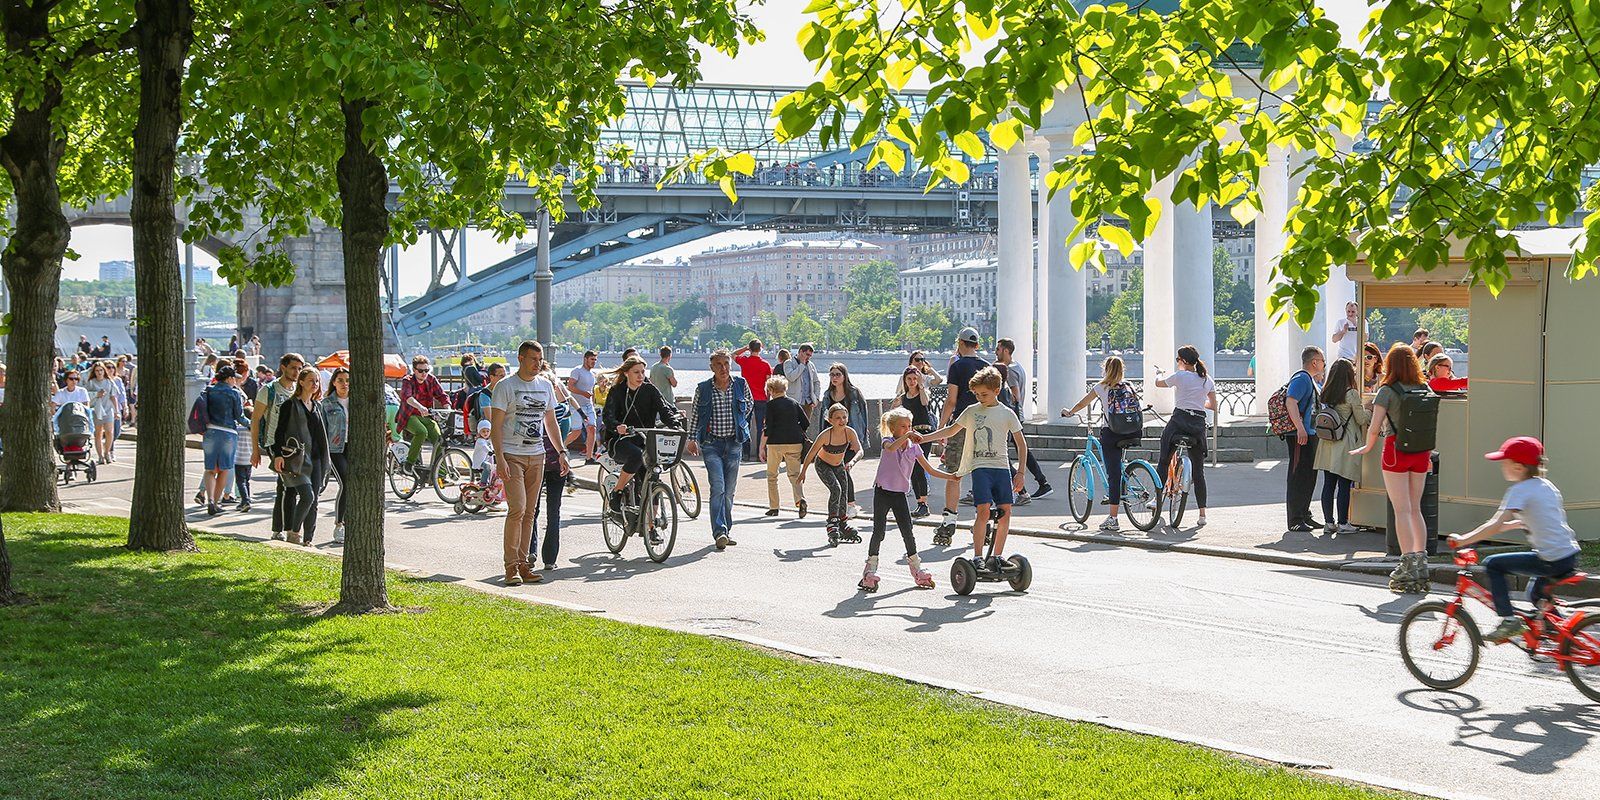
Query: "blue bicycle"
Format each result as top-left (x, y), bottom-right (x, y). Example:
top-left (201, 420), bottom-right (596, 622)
top-left (1064, 417), bottom-right (1163, 532)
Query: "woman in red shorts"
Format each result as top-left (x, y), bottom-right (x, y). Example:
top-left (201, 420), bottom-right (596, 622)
top-left (1351, 344), bottom-right (1432, 593)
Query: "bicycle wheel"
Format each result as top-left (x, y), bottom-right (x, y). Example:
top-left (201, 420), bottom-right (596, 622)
top-left (672, 462), bottom-right (702, 520)
top-left (1065, 456), bottom-right (1092, 524)
top-left (432, 446), bottom-right (473, 504)
top-left (1398, 600), bottom-right (1482, 690)
top-left (1165, 454), bottom-right (1189, 529)
top-left (388, 447), bottom-right (419, 500)
top-left (1560, 613), bottom-right (1600, 703)
top-left (643, 483), bottom-right (679, 563)
top-left (1120, 461), bottom-right (1162, 532)
top-left (598, 466), bottom-right (626, 555)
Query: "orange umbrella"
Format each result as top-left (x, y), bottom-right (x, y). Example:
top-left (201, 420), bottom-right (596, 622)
top-left (315, 350), bottom-right (407, 379)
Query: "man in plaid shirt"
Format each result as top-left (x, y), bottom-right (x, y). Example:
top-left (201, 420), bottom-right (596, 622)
top-left (687, 349), bottom-right (752, 551)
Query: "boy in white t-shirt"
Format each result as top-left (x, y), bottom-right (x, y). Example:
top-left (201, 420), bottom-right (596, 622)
top-left (918, 366), bottom-right (1028, 571)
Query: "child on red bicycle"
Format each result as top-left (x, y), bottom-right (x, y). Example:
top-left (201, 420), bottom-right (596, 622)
top-left (1448, 436), bottom-right (1581, 642)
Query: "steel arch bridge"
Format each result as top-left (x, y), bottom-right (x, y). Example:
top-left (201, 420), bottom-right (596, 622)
top-left (391, 83), bottom-right (1001, 337)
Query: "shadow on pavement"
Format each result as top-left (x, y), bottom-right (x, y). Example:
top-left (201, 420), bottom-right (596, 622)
top-left (823, 588), bottom-right (997, 632)
top-left (565, 544), bottom-right (716, 582)
top-left (1397, 689), bottom-right (1600, 773)
top-left (1260, 527), bottom-right (1387, 560)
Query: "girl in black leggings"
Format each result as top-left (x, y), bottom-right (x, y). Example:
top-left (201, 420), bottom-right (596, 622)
top-left (857, 409), bottom-right (956, 592)
top-left (1062, 356), bottom-right (1141, 532)
top-left (1153, 345), bottom-right (1217, 528)
top-left (800, 404), bottom-right (862, 543)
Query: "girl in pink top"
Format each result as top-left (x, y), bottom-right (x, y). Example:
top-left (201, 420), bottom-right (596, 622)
top-left (860, 408), bottom-right (956, 592)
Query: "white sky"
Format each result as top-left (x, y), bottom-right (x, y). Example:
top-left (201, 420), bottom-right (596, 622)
top-left (66, 1), bottom-right (1372, 295)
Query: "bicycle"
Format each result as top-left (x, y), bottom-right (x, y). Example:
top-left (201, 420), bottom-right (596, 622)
top-left (596, 427), bottom-right (686, 563)
top-left (1398, 545), bottom-right (1600, 702)
top-left (387, 407), bottom-right (473, 504)
top-left (1145, 405), bottom-right (1208, 530)
top-left (668, 460), bottom-right (702, 520)
top-left (1062, 414), bottom-right (1163, 532)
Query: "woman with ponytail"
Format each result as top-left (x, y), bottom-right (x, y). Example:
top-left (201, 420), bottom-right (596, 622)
top-left (1153, 345), bottom-right (1217, 528)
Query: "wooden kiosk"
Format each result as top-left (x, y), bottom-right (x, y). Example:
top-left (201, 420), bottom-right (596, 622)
top-left (1348, 228), bottom-right (1599, 541)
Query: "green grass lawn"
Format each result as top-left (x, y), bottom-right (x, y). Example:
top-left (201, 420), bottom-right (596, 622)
top-left (1, 513), bottom-right (1404, 799)
top-left (1582, 540), bottom-right (1600, 571)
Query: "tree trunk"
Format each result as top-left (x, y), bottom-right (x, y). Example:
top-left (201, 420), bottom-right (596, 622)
top-left (0, 515), bottom-right (21, 605)
top-left (126, 0), bottom-right (196, 552)
top-left (331, 97), bottom-right (392, 613)
top-left (0, 76), bottom-right (69, 514)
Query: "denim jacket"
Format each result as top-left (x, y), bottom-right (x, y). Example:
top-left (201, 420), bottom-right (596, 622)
top-left (319, 397), bottom-right (349, 454)
top-left (690, 376), bottom-right (751, 446)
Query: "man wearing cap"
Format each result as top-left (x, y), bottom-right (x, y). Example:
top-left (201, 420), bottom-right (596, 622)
top-left (782, 343), bottom-right (822, 432)
top-left (932, 328), bottom-right (990, 541)
top-left (1449, 436), bottom-right (1581, 643)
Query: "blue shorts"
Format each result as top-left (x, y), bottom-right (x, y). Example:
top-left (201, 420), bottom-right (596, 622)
top-left (969, 467), bottom-right (1014, 507)
top-left (203, 428), bottom-right (239, 471)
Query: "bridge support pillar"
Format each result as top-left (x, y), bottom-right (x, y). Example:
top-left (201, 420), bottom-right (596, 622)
top-left (238, 222), bottom-right (392, 359)
top-left (1252, 148), bottom-right (1328, 411)
top-left (1141, 171), bottom-right (1215, 414)
top-left (995, 146), bottom-right (1034, 416)
top-left (1039, 134), bottom-right (1085, 419)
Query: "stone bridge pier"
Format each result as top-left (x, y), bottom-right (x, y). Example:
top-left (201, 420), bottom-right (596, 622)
top-left (237, 222), bottom-right (395, 360)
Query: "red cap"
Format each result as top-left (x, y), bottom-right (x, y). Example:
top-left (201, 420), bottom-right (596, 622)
top-left (1486, 436), bottom-right (1543, 467)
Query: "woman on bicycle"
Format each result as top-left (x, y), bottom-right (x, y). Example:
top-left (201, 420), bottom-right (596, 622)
top-left (601, 355), bottom-right (685, 517)
top-left (1153, 345), bottom-right (1216, 529)
top-left (890, 365), bottom-right (935, 517)
top-left (1062, 356), bottom-right (1139, 531)
top-left (1311, 358), bottom-right (1368, 535)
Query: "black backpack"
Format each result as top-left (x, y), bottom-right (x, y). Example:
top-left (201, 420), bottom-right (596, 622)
top-left (1104, 383), bottom-right (1143, 438)
top-left (1392, 385), bottom-right (1440, 453)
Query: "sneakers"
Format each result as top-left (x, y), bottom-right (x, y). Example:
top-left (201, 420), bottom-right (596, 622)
top-left (797, 499), bottom-right (808, 518)
top-left (847, 501), bottom-right (862, 518)
top-left (608, 490), bottom-right (625, 515)
top-left (332, 524), bottom-right (345, 545)
top-left (1194, 516), bottom-right (1207, 529)
top-left (1324, 522), bottom-right (1338, 535)
top-left (505, 565), bottom-right (523, 586)
top-left (765, 508), bottom-right (780, 517)
top-left (715, 533), bottom-right (730, 551)
top-left (1486, 616), bottom-right (1529, 643)
top-left (913, 502), bottom-right (930, 518)
top-left (271, 530), bottom-right (285, 541)
top-left (238, 501), bottom-right (252, 514)
top-left (1337, 523), bottom-right (1361, 534)
top-left (220, 495), bottom-right (238, 505)
top-left (1098, 517), bottom-right (1120, 532)
top-left (193, 490), bottom-right (206, 506)
top-left (959, 492), bottom-right (975, 506)
top-left (517, 562), bottom-right (543, 584)
top-left (207, 502), bottom-right (221, 516)
top-left (1031, 483), bottom-right (1054, 500)
top-left (1389, 553), bottom-right (1431, 594)
top-left (724, 536), bottom-right (738, 546)
top-left (1014, 491), bottom-right (1031, 506)
top-left (286, 531), bottom-right (302, 545)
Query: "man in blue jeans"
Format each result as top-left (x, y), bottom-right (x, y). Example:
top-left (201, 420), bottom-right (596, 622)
top-left (686, 349), bottom-right (752, 551)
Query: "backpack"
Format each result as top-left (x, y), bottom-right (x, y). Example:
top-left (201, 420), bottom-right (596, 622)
top-left (1313, 405), bottom-right (1348, 441)
top-left (1392, 385), bottom-right (1440, 453)
top-left (187, 388), bottom-right (210, 435)
top-left (1267, 371), bottom-right (1310, 437)
top-left (1104, 382), bottom-right (1143, 437)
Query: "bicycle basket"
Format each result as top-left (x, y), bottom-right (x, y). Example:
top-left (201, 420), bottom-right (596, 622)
top-left (645, 428), bottom-right (687, 470)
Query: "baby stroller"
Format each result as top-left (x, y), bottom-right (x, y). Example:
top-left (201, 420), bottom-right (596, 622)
top-left (55, 401), bottom-right (97, 485)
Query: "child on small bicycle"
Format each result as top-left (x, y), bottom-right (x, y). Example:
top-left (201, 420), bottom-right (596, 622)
top-left (800, 403), bottom-right (863, 544)
top-left (1448, 436), bottom-right (1581, 642)
top-left (859, 408), bottom-right (957, 592)
top-left (467, 418), bottom-right (504, 511)
top-left (919, 367), bottom-right (1027, 571)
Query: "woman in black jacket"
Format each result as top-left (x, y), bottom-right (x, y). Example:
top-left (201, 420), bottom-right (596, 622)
top-left (271, 367), bottom-right (332, 546)
top-left (601, 355), bottom-right (685, 514)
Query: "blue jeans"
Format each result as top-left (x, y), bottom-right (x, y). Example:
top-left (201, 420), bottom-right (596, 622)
top-left (701, 437), bottom-right (742, 537)
top-left (1484, 551), bottom-right (1579, 616)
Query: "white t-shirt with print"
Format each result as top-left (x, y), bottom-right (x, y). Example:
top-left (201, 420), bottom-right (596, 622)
top-left (491, 372), bottom-right (556, 457)
top-left (954, 401), bottom-right (1022, 475)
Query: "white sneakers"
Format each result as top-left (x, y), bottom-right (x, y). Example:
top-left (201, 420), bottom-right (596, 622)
top-left (332, 524), bottom-right (345, 545)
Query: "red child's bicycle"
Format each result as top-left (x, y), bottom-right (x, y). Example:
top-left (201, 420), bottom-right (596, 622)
top-left (1398, 546), bottom-right (1600, 702)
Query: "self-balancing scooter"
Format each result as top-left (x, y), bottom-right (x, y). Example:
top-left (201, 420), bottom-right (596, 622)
top-left (950, 507), bottom-right (1032, 595)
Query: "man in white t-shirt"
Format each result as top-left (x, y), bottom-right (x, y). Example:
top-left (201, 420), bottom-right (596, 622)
top-left (493, 340), bottom-right (569, 587)
top-left (567, 349), bottom-right (600, 461)
top-left (1330, 301), bottom-right (1364, 362)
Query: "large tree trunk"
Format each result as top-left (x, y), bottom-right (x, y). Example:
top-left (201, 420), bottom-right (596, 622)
top-left (126, 0), bottom-right (196, 552)
top-left (331, 97), bottom-right (392, 613)
top-left (0, 515), bottom-right (21, 605)
top-left (0, 78), bottom-right (69, 514)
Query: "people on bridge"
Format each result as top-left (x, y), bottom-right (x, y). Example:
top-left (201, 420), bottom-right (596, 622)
top-left (1062, 356), bottom-right (1140, 532)
top-left (398, 355), bottom-right (449, 476)
top-left (320, 367), bottom-right (351, 545)
top-left (732, 339), bottom-right (773, 459)
top-left (91, 335), bottom-right (112, 360)
top-left (686, 350), bottom-right (750, 551)
top-left (491, 340), bottom-right (569, 587)
top-left (782, 343), bottom-right (821, 430)
top-left (996, 337), bottom-right (1051, 503)
top-left (1153, 345), bottom-right (1215, 530)
top-left (1282, 346), bottom-right (1325, 534)
top-left (254, 352), bottom-right (305, 542)
top-left (919, 367), bottom-right (1028, 570)
top-left (760, 375), bottom-right (809, 518)
top-left (858, 408), bottom-right (955, 593)
top-left (801, 403), bottom-right (864, 545)
top-left (889, 365), bottom-right (935, 517)
top-left (567, 350), bottom-right (601, 462)
top-left (1451, 436), bottom-right (1581, 643)
top-left (1312, 358), bottom-right (1368, 536)
top-left (1351, 344), bottom-right (1432, 594)
top-left (270, 367), bottom-right (331, 546)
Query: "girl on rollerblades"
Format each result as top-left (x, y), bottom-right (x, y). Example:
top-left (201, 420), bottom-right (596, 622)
top-left (800, 403), bottom-right (863, 545)
top-left (859, 408), bottom-right (957, 592)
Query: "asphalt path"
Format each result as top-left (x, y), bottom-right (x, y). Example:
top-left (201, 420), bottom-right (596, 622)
top-left (58, 443), bottom-right (1600, 800)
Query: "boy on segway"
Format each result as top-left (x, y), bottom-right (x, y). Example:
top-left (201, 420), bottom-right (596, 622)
top-left (918, 366), bottom-right (1028, 575)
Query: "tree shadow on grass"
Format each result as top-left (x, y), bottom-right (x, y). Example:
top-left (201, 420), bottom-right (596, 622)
top-left (0, 523), bottom-right (434, 799)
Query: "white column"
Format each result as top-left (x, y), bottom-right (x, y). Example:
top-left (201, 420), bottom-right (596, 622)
top-left (1042, 134), bottom-right (1086, 417)
top-left (1033, 155), bottom-right (1050, 415)
top-left (1253, 149), bottom-right (1293, 410)
top-left (996, 145), bottom-right (1035, 416)
top-left (1141, 174), bottom-right (1214, 413)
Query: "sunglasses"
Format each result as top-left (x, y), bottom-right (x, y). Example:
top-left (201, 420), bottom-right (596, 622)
top-left (415, 366), bottom-right (430, 372)
top-left (66, 376), bottom-right (79, 381)
top-left (913, 357), bottom-right (927, 363)
top-left (829, 371), bottom-right (843, 377)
